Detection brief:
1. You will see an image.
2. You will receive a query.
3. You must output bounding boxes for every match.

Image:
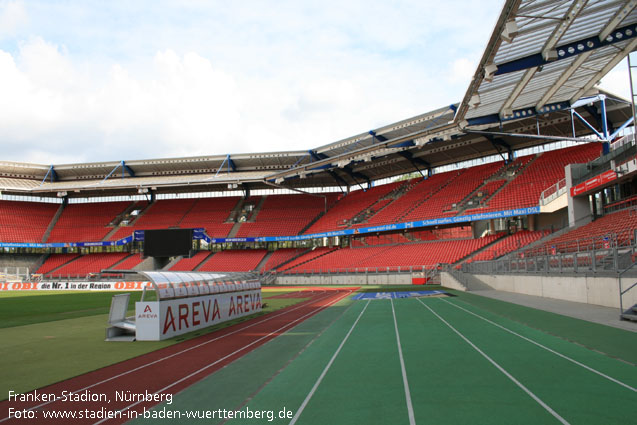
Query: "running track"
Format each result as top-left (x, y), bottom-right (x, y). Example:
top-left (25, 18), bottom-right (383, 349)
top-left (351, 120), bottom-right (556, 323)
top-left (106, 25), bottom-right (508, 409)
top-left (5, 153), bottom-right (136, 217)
top-left (0, 288), bottom-right (354, 425)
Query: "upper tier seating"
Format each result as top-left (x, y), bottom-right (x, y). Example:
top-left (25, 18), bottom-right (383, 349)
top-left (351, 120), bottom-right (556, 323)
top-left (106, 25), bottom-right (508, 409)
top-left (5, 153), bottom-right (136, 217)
top-left (0, 201), bottom-right (59, 243)
top-left (237, 194), bottom-right (339, 237)
top-left (305, 182), bottom-right (402, 234)
top-left (402, 162), bottom-right (502, 221)
top-left (179, 197), bottom-right (238, 238)
top-left (109, 198), bottom-right (198, 241)
top-left (479, 143), bottom-right (602, 212)
top-left (47, 202), bottom-right (131, 242)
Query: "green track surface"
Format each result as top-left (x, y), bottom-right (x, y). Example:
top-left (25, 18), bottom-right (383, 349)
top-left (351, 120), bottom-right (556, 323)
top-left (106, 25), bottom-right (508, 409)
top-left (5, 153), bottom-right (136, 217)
top-left (135, 292), bottom-right (637, 425)
top-left (0, 291), bottom-right (305, 399)
top-left (444, 290), bottom-right (637, 364)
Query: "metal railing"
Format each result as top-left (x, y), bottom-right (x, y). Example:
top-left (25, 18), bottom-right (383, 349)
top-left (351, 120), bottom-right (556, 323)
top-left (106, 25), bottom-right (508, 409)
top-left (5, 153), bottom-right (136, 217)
top-left (619, 261), bottom-right (637, 317)
top-left (462, 245), bottom-right (635, 276)
top-left (267, 264), bottom-right (442, 285)
top-left (540, 178), bottom-right (566, 206)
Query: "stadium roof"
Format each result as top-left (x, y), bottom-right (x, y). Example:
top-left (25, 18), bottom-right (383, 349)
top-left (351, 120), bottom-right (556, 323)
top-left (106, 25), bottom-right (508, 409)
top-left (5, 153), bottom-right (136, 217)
top-left (1, 0), bottom-right (635, 199)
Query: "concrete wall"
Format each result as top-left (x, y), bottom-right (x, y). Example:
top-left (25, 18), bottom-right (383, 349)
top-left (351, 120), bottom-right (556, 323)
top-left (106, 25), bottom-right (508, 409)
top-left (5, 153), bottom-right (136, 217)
top-left (275, 273), bottom-right (413, 286)
top-left (535, 208), bottom-right (568, 232)
top-left (474, 274), bottom-right (637, 309)
top-left (440, 272), bottom-right (467, 292)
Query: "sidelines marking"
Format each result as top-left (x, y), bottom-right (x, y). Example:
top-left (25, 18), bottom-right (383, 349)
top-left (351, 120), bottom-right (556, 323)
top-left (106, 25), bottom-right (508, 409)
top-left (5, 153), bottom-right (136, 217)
top-left (94, 290), bottom-right (355, 424)
top-left (222, 294), bottom-right (362, 423)
top-left (416, 298), bottom-right (571, 425)
top-left (0, 290), bottom-right (338, 422)
top-left (288, 300), bottom-right (371, 425)
top-left (390, 298), bottom-right (416, 425)
top-left (439, 298), bottom-right (637, 393)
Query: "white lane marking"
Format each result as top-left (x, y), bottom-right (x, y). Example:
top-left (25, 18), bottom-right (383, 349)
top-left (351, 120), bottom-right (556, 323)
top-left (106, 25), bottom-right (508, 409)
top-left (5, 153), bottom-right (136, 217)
top-left (94, 290), bottom-right (354, 424)
top-left (391, 298), bottom-right (416, 425)
top-left (288, 300), bottom-right (371, 425)
top-left (440, 298), bottom-right (636, 393)
top-left (417, 298), bottom-right (570, 425)
top-left (0, 290), bottom-right (336, 422)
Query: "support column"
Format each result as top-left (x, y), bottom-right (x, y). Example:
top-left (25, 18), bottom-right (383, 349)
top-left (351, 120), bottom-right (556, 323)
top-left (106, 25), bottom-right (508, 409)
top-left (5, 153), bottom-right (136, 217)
top-left (565, 164), bottom-right (592, 228)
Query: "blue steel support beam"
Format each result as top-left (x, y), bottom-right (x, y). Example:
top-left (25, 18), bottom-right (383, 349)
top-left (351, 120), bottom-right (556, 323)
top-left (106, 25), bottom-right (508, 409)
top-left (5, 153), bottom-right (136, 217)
top-left (467, 100), bottom-right (571, 126)
top-left (485, 135), bottom-right (512, 163)
top-left (342, 165), bottom-right (370, 189)
top-left (399, 151), bottom-right (431, 178)
top-left (121, 161), bottom-right (135, 178)
top-left (572, 110), bottom-right (604, 139)
top-left (41, 165), bottom-right (58, 185)
top-left (326, 170), bottom-right (349, 192)
top-left (609, 116), bottom-right (634, 140)
top-left (494, 23), bottom-right (637, 77)
top-left (309, 149), bottom-right (328, 161)
top-left (227, 155), bottom-right (236, 172)
top-left (600, 96), bottom-right (610, 156)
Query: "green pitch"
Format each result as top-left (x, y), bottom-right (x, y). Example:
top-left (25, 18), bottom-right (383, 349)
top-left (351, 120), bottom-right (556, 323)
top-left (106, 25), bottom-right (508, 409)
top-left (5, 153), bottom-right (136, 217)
top-left (0, 290), bottom-right (306, 398)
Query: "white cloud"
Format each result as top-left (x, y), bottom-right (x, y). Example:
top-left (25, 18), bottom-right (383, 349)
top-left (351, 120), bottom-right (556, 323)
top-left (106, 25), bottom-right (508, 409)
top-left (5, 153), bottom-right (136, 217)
top-left (0, 1), bottom-right (502, 163)
top-left (598, 64), bottom-right (632, 101)
top-left (0, 0), bottom-right (27, 39)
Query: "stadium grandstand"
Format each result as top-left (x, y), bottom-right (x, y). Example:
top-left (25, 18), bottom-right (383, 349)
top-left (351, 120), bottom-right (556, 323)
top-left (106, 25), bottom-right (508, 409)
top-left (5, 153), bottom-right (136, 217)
top-left (1, 0), bottom-right (637, 320)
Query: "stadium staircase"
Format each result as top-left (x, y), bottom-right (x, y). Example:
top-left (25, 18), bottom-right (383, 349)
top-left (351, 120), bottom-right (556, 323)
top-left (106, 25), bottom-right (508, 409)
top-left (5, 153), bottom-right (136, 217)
top-left (347, 181), bottom-right (414, 227)
top-left (108, 201), bottom-right (153, 241)
top-left (225, 197), bottom-right (248, 223)
top-left (37, 254), bottom-right (81, 276)
top-left (459, 157), bottom-right (537, 215)
top-left (394, 172), bottom-right (462, 223)
top-left (227, 222), bottom-right (242, 238)
top-left (453, 233), bottom-right (506, 264)
top-left (41, 204), bottom-right (65, 243)
top-left (256, 251), bottom-right (274, 272)
top-left (266, 248), bottom-right (312, 271)
top-left (278, 247), bottom-right (338, 272)
top-left (249, 196), bottom-right (267, 221)
top-left (298, 210), bottom-right (327, 235)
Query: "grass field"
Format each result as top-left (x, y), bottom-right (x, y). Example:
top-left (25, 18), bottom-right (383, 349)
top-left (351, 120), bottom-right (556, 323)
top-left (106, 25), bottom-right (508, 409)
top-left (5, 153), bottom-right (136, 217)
top-left (1, 286), bottom-right (636, 424)
top-left (0, 289), bottom-right (310, 398)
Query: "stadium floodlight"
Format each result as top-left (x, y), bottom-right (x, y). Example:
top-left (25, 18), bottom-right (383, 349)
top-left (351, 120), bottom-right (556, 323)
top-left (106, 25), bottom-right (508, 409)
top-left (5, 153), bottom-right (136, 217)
top-left (138, 187), bottom-right (148, 194)
top-left (275, 177), bottom-right (284, 184)
top-left (414, 137), bottom-right (428, 146)
top-left (484, 63), bottom-right (498, 82)
top-left (501, 20), bottom-right (518, 43)
top-left (56, 191), bottom-right (67, 197)
top-left (501, 107), bottom-right (514, 118)
top-left (543, 49), bottom-right (558, 61)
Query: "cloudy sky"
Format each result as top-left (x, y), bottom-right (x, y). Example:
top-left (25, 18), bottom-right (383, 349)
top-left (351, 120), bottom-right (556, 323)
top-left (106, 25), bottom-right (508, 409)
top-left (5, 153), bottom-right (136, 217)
top-left (0, 0), bottom-right (631, 165)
